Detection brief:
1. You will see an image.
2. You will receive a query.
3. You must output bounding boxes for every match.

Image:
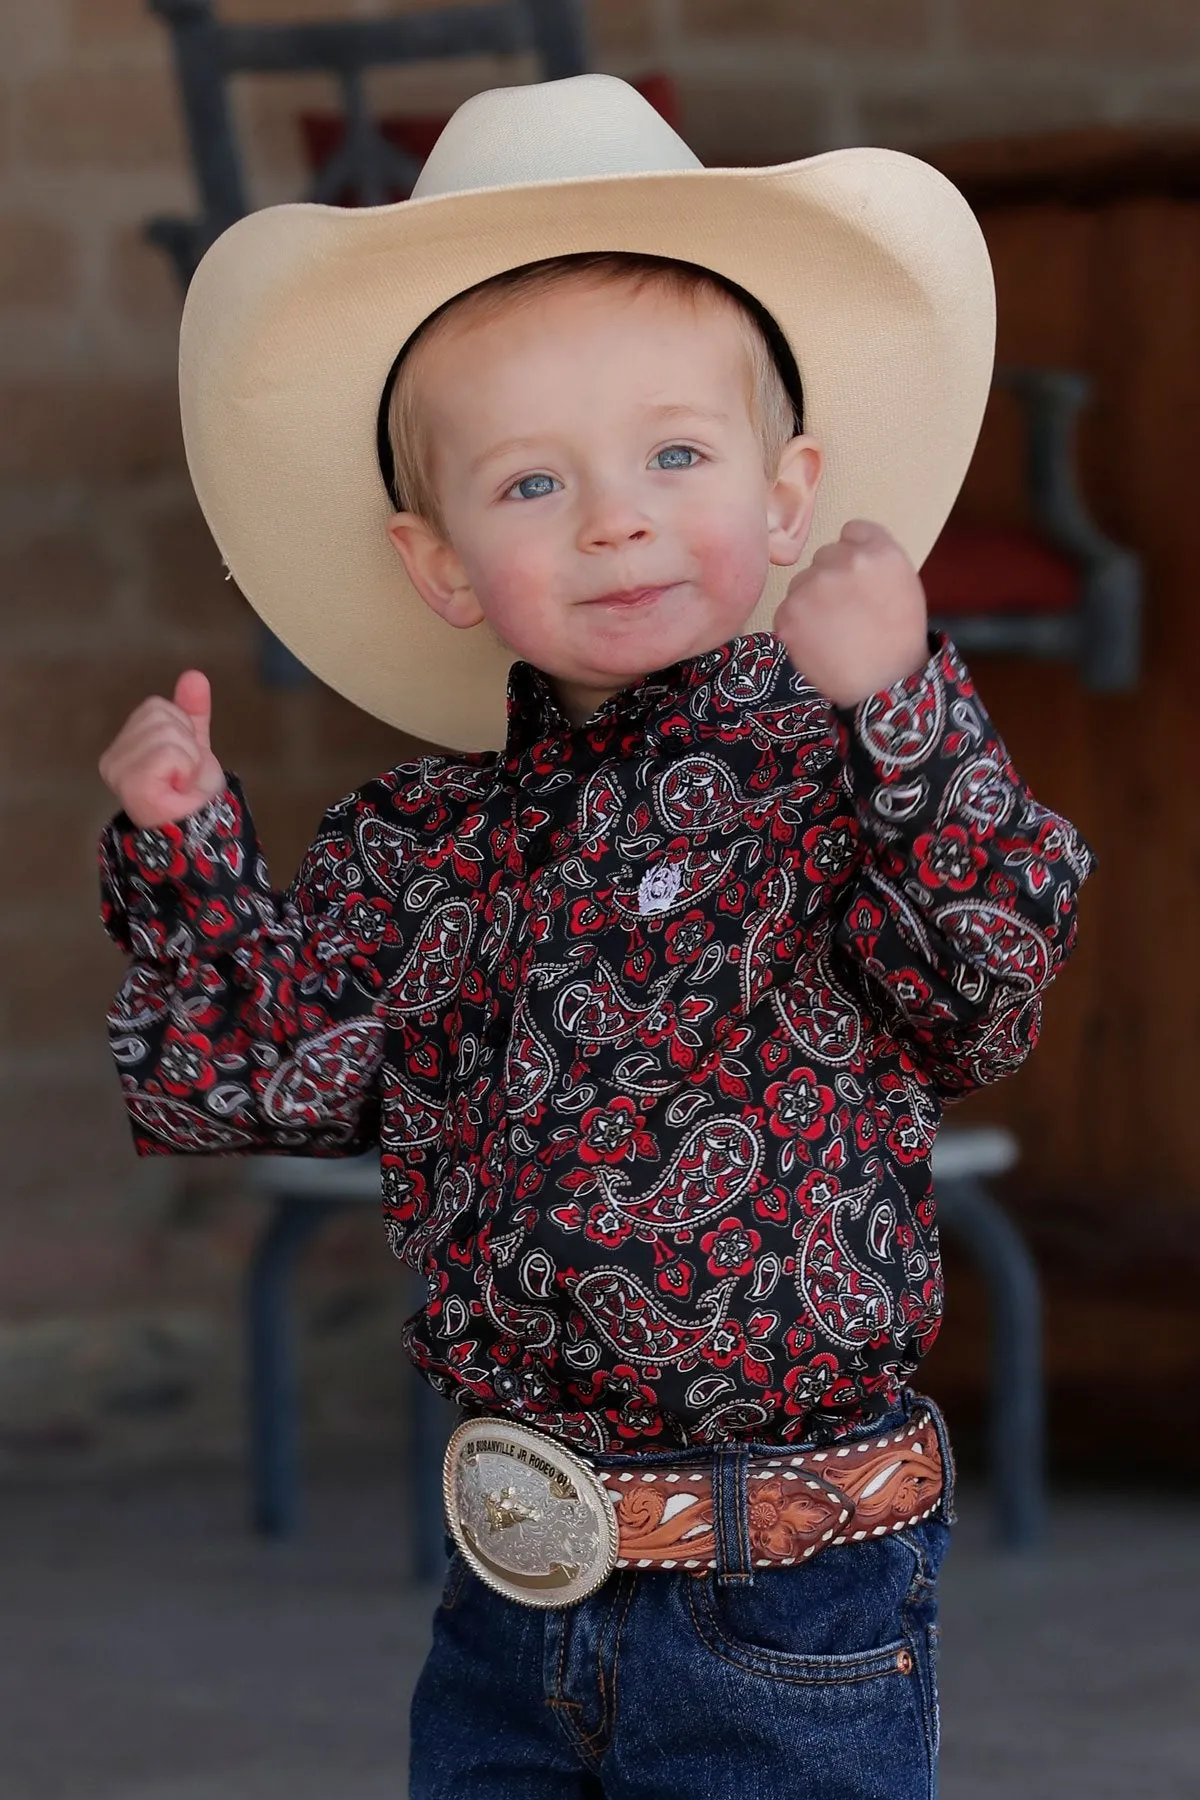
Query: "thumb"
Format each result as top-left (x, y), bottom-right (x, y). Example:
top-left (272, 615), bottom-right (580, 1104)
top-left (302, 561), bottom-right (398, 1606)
top-left (173, 669), bottom-right (212, 752)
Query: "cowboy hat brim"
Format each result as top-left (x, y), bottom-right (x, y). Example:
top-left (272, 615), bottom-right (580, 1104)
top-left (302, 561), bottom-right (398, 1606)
top-left (180, 150), bottom-right (994, 749)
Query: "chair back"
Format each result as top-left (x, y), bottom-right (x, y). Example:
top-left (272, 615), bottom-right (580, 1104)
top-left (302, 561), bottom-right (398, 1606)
top-left (148, 0), bottom-right (589, 284)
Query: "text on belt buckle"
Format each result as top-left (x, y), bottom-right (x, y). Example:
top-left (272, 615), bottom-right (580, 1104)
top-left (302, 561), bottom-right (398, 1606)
top-left (443, 1419), bottom-right (619, 1608)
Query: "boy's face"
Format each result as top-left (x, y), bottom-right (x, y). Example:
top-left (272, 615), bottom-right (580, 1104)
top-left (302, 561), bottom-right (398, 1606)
top-left (388, 277), bottom-right (821, 725)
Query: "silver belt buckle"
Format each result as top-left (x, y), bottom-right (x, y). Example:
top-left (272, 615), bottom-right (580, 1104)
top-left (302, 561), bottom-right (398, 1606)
top-left (443, 1419), bottom-right (619, 1608)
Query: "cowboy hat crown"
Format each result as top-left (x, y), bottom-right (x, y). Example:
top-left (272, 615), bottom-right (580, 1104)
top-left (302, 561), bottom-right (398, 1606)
top-left (411, 73), bottom-right (703, 195)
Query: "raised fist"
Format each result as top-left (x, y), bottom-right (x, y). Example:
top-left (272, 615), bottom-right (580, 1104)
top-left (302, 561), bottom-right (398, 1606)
top-left (98, 670), bottom-right (225, 829)
top-left (773, 520), bottom-right (930, 709)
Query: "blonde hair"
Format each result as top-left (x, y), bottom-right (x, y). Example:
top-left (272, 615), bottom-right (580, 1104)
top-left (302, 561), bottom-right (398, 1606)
top-left (385, 253), bottom-right (800, 535)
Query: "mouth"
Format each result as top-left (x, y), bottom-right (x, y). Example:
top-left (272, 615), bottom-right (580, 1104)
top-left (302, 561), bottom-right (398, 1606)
top-left (582, 584), bottom-right (679, 611)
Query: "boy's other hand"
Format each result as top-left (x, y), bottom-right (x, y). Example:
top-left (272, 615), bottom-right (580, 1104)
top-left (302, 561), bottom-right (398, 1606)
top-left (773, 520), bottom-right (930, 709)
top-left (98, 670), bottom-right (226, 829)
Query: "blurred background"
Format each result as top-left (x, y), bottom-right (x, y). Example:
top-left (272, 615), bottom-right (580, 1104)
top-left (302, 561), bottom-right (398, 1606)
top-left (1, 2), bottom-right (1199, 1796)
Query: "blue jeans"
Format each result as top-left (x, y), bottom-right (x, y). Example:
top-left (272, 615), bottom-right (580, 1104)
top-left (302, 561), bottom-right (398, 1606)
top-left (410, 1394), bottom-right (954, 1800)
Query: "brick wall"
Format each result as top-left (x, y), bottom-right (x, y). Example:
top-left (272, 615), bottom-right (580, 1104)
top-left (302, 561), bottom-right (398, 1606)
top-left (1, 0), bottom-right (1197, 1472)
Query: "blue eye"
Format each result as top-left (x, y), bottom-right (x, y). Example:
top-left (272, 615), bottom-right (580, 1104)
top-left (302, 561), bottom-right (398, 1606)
top-left (653, 445), bottom-right (700, 470)
top-left (508, 473), bottom-right (561, 501)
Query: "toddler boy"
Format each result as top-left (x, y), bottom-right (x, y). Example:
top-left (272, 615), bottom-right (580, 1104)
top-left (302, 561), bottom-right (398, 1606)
top-left (99, 76), bottom-right (1091, 1799)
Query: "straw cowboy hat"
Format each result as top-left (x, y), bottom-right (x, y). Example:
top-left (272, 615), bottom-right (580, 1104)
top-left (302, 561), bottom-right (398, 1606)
top-left (178, 74), bottom-right (995, 749)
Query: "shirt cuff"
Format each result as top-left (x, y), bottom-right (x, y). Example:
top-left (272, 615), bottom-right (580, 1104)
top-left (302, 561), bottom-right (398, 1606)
top-left (833, 633), bottom-right (974, 822)
top-left (98, 776), bottom-right (261, 956)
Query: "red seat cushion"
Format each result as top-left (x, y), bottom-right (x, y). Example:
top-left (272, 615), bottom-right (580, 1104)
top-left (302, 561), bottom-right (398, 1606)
top-left (923, 523), bottom-right (1080, 616)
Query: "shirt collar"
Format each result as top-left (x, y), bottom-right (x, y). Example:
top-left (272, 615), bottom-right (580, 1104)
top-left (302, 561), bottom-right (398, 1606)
top-left (501, 633), bottom-right (801, 768)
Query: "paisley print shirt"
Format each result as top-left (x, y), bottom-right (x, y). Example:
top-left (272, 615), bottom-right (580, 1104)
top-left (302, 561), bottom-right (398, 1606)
top-left (100, 634), bottom-right (1092, 1453)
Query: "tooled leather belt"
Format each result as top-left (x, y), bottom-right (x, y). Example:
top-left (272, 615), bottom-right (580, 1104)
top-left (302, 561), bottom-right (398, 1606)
top-left (444, 1413), bottom-right (944, 1608)
top-left (598, 1413), bottom-right (943, 1571)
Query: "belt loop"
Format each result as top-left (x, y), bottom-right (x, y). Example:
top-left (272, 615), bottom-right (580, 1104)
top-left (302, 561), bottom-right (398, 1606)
top-left (913, 1394), bottom-right (957, 1525)
top-left (713, 1445), bottom-right (753, 1587)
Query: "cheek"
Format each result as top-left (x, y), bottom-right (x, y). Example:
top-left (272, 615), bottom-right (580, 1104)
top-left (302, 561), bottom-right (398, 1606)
top-left (455, 524), bottom-right (560, 646)
top-left (688, 503), bottom-right (769, 607)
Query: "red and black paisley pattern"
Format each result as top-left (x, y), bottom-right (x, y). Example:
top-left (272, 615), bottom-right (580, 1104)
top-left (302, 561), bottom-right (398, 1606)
top-left (100, 634), bottom-right (1091, 1453)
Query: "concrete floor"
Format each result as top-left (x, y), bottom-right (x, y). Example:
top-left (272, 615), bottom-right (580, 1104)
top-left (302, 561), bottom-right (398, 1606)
top-left (1, 1466), bottom-right (1198, 1799)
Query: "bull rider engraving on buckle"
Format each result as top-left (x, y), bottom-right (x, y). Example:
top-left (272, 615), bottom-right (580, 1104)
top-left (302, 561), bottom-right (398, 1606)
top-left (443, 1419), bottom-right (619, 1607)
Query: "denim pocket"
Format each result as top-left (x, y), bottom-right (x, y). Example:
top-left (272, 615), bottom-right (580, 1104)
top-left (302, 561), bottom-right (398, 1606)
top-left (686, 1533), bottom-right (924, 1684)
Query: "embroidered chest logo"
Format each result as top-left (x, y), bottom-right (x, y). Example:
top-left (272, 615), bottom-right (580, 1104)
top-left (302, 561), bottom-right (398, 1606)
top-left (638, 862), bottom-right (683, 915)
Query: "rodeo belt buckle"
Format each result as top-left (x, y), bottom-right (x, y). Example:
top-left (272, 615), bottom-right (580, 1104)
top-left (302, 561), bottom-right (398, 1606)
top-left (443, 1419), bottom-right (620, 1608)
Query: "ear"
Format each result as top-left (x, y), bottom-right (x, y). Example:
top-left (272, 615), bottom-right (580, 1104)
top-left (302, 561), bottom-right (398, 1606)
top-left (766, 436), bottom-right (823, 568)
top-left (387, 512), bottom-right (485, 629)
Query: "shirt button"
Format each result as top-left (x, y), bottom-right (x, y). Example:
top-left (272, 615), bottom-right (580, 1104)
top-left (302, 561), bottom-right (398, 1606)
top-left (483, 1015), bottom-right (510, 1049)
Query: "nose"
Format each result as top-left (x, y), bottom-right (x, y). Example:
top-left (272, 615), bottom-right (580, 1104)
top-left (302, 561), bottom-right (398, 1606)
top-left (575, 479), bottom-right (656, 554)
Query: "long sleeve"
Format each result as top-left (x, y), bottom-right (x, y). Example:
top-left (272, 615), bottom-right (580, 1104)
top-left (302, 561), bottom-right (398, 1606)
top-left (831, 636), bottom-right (1094, 1098)
top-left (100, 776), bottom-right (386, 1155)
